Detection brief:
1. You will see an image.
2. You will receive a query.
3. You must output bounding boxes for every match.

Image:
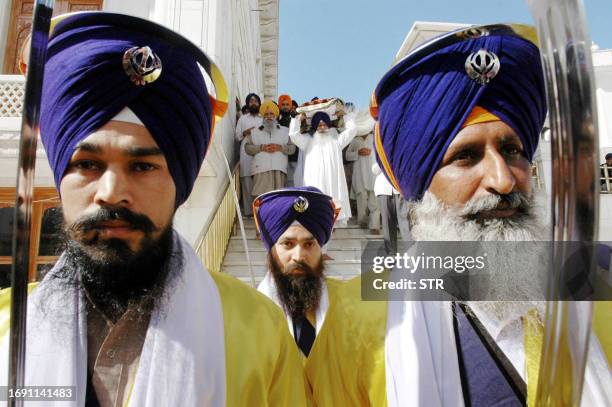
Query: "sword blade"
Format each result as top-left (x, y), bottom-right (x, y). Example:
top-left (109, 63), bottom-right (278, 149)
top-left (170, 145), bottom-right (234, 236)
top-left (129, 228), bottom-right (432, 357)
top-left (527, 0), bottom-right (599, 405)
top-left (8, 1), bottom-right (54, 405)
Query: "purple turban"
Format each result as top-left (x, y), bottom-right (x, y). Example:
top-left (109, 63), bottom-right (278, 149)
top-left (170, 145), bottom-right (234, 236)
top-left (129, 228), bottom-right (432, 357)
top-left (253, 187), bottom-right (338, 251)
top-left (40, 12), bottom-right (216, 206)
top-left (373, 27), bottom-right (547, 201)
top-left (311, 112), bottom-right (332, 131)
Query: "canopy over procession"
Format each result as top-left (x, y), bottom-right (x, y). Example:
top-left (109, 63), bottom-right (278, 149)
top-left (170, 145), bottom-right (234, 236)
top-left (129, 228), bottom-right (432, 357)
top-left (0, 1), bottom-right (610, 406)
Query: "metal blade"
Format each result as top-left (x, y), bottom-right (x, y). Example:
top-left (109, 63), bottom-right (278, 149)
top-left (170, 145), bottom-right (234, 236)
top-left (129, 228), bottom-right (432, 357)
top-left (8, 1), bottom-right (54, 405)
top-left (526, 0), bottom-right (599, 405)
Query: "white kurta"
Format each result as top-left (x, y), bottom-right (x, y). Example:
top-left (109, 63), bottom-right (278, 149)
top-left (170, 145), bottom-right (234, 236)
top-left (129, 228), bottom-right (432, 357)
top-left (235, 113), bottom-right (263, 177)
top-left (289, 117), bottom-right (357, 223)
top-left (346, 133), bottom-right (376, 195)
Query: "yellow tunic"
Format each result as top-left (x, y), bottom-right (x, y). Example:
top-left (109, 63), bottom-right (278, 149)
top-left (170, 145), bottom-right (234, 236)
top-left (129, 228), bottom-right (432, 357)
top-left (0, 273), bottom-right (309, 407)
top-left (306, 276), bottom-right (612, 407)
top-left (305, 276), bottom-right (388, 406)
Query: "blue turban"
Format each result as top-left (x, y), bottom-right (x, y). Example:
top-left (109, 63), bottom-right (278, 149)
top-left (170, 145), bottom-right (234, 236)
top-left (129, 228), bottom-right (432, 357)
top-left (40, 12), bottom-right (218, 206)
top-left (373, 27), bottom-right (547, 201)
top-left (311, 112), bottom-right (332, 131)
top-left (245, 93), bottom-right (261, 105)
top-left (253, 187), bottom-right (337, 251)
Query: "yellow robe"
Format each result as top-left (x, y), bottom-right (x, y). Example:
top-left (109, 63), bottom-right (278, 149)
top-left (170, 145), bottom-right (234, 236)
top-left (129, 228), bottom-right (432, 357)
top-left (0, 272), bottom-right (309, 407)
top-left (306, 276), bottom-right (612, 407)
top-left (305, 276), bottom-right (388, 406)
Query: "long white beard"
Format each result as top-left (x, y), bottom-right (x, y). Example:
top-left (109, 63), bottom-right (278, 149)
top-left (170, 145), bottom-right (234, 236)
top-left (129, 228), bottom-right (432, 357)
top-left (408, 191), bottom-right (548, 322)
top-left (312, 128), bottom-right (338, 144)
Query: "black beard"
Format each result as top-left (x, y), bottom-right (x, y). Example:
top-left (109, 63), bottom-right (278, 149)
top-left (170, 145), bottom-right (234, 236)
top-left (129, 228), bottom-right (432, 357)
top-left (248, 104), bottom-right (260, 114)
top-left (56, 206), bottom-right (179, 321)
top-left (268, 253), bottom-right (324, 320)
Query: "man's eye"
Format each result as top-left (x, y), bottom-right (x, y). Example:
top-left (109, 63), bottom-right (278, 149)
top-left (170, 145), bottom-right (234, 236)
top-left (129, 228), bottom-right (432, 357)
top-left (304, 241), bottom-right (314, 248)
top-left (131, 162), bottom-right (158, 172)
top-left (502, 144), bottom-right (524, 157)
top-left (452, 150), bottom-right (478, 163)
top-left (73, 160), bottom-right (102, 171)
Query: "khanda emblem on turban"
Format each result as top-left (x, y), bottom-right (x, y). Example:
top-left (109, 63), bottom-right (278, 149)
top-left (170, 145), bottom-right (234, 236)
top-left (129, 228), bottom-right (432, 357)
top-left (122, 46), bottom-right (163, 86)
top-left (293, 196), bottom-right (309, 213)
top-left (465, 49), bottom-right (500, 85)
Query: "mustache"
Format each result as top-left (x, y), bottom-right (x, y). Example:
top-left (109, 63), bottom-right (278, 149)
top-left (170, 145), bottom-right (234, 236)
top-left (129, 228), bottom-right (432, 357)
top-left (462, 192), bottom-right (531, 219)
top-left (67, 206), bottom-right (158, 235)
top-left (284, 260), bottom-right (315, 275)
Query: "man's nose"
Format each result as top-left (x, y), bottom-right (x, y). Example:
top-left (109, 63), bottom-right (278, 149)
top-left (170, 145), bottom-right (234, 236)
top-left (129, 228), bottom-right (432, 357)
top-left (290, 245), bottom-right (306, 263)
top-left (481, 150), bottom-right (516, 195)
top-left (93, 168), bottom-right (132, 207)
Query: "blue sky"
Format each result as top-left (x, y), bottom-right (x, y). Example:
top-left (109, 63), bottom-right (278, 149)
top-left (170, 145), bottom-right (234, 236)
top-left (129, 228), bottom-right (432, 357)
top-left (278, 0), bottom-right (612, 108)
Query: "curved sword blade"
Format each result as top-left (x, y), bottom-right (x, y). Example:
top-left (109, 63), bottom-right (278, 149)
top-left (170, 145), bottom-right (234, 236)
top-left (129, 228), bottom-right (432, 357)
top-left (8, 1), bottom-right (54, 405)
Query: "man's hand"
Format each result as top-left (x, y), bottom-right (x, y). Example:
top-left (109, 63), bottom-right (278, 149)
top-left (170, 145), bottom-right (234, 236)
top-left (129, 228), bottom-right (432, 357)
top-left (358, 148), bottom-right (372, 156)
top-left (243, 127), bottom-right (255, 137)
top-left (266, 144), bottom-right (282, 153)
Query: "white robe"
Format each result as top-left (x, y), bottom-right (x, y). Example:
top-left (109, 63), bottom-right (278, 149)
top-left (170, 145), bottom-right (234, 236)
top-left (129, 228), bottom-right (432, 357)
top-left (385, 299), bottom-right (612, 407)
top-left (0, 232), bottom-right (226, 406)
top-left (289, 117), bottom-right (357, 223)
top-left (235, 113), bottom-right (263, 177)
top-left (346, 133), bottom-right (376, 195)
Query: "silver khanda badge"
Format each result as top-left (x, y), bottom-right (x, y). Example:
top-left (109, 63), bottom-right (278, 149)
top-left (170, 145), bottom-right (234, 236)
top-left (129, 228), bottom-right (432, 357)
top-left (293, 196), bottom-right (309, 213)
top-left (123, 46), bottom-right (162, 86)
top-left (465, 49), bottom-right (500, 85)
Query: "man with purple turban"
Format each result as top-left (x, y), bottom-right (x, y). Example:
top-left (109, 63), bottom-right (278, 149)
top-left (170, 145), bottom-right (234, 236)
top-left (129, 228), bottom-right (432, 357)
top-left (307, 25), bottom-right (611, 406)
top-left (0, 12), bottom-right (307, 406)
top-left (235, 93), bottom-right (263, 216)
top-left (254, 187), bottom-right (344, 361)
top-left (289, 111), bottom-right (357, 226)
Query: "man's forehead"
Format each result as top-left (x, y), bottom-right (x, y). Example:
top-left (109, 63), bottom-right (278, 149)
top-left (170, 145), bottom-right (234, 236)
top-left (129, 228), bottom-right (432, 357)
top-left (448, 121), bottom-right (520, 149)
top-left (277, 224), bottom-right (315, 240)
top-left (75, 121), bottom-right (161, 152)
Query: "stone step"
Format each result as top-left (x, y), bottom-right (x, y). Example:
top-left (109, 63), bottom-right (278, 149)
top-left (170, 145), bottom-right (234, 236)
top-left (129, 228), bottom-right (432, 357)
top-left (227, 237), bottom-right (383, 251)
top-left (232, 273), bottom-right (356, 288)
top-left (222, 260), bottom-right (362, 278)
top-left (224, 248), bottom-right (363, 262)
top-left (231, 228), bottom-right (381, 239)
top-left (234, 220), bottom-right (365, 231)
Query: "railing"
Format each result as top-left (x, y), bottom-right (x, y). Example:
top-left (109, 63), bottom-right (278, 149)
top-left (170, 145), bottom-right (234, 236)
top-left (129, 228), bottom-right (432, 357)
top-left (531, 163), bottom-right (543, 190)
top-left (0, 75), bottom-right (25, 117)
top-left (601, 164), bottom-right (612, 194)
top-left (195, 165), bottom-right (241, 273)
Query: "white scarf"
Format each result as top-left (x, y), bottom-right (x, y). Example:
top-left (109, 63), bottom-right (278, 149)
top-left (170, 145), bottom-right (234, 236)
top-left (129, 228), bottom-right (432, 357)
top-left (257, 272), bottom-right (329, 338)
top-left (0, 232), bottom-right (226, 407)
top-left (385, 301), bottom-right (464, 407)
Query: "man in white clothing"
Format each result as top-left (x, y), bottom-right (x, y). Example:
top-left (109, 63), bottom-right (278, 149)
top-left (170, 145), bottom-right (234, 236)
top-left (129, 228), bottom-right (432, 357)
top-left (235, 93), bottom-right (263, 216)
top-left (245, 100), bottom-right (295, 196)
top-left (346, 124), bottom-right (380, 233)
top-left (289, 111), bottom-right (357, 226)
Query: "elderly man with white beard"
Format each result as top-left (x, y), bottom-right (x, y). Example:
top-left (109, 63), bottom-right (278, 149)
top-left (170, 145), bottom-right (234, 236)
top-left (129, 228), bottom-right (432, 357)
top-left (289, 111), bottom-right (357, 226)
top-left (305, 27), bottom-right (612, 407)
top-left (245, 100), bottom-right (295, 197)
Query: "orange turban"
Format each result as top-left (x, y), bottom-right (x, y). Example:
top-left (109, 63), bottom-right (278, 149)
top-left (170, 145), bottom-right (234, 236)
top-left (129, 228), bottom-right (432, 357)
top-left (461, 105), bottom-right (501, 129)
top-left (278, 94), bottom-right (292, 106)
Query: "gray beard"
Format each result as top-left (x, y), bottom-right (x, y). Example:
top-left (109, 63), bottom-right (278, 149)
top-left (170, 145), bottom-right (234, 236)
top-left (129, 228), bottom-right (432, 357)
top-left (407, 191), bottom-right (549, 321)
top-left (263, 120), bottom-right (275, 132)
